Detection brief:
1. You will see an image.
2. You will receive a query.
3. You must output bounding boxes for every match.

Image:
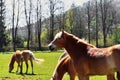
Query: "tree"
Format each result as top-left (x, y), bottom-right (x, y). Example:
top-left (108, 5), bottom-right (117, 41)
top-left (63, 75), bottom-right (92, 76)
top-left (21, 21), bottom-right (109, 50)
top-left (48, 0), bottom-right (62, 41)
top-left (36, 0), bottom-right (42, 50)
top-left (0, 0), bottom-right (9, 51)
top-left (56, 1), bottom-right (65, 30)
top-left (65, 3), bottom-right (76, 33)
top-left (95, 0), bottom-right (99, 47)
top-left (86, 1), bottom-right (91, 43)
top-left (85, 1), bottom-right (94, 43)
top-left (24, 0), bottom-right (32, 49)
top-left (100, 0), bottom-right (115, 47)
top-left (12, 0), bottom-right (20, 51)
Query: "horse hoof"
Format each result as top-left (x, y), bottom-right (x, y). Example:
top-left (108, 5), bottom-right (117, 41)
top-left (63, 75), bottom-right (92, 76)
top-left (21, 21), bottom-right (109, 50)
top-left (9, 71), bottom-right (11, 73)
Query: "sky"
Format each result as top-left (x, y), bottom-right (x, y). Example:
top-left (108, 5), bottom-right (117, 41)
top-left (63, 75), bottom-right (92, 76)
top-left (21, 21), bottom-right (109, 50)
top-left (5, 0), bottom-right (89, 28)
top-left (63, 0), bottom-right (89, 11)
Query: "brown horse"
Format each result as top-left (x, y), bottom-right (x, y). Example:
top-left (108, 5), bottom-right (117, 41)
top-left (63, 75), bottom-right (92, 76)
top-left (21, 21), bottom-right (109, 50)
top-left (51, 52), bottom-right (116, 80)
top-left (51, 52), bottom-right (77, 80)
top-left (48, 31), bottom-right (120, 80)
top-left (9, 50), bottom-right (44, 74)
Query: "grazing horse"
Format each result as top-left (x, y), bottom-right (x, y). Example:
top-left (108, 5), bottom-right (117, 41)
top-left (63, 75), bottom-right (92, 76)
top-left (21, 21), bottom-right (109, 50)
top-left (51, 52), bottom-right (77, 80)
top-left (48, 31), bottom-right (120, 80)
top-left (9, 50), bottom-right (44, 74)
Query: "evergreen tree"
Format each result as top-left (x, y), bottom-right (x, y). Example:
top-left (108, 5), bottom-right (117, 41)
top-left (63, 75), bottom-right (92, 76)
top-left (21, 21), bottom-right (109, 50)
top-left (0, 0), bottom-right (9, 51)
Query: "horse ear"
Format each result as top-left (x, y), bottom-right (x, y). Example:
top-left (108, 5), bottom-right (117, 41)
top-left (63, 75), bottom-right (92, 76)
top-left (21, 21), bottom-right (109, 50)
top-left (61, 30), bottom-right (65, 38)
top-left (61, 30), bottom-right (64, 34)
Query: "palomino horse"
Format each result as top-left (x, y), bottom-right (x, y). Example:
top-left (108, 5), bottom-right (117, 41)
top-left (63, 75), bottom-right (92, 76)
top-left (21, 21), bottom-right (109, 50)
top-left (48, 31), bottom-right (120, 80)
top-left (9, 50), bottom-right (44, 74)
top-left (51, 52), bottom-right (77, 80)
top-left (51, 52), bottom-right (116, 80)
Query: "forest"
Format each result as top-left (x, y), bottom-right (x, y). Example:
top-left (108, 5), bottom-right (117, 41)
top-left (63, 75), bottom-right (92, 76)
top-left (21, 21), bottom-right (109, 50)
top-left (1, 0), bottom-right (120, 51)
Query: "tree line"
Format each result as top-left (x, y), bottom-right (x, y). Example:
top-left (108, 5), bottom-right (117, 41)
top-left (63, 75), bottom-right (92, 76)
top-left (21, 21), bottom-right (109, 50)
top-left (0, 0), bottom-right (120, 51)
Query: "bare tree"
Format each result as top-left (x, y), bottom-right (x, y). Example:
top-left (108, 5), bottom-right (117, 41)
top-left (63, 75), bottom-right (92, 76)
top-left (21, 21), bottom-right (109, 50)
top-left (36, 0), bottom-right (42, 50)
top-left (48, 0), bottom-right (62, 41)
top-left (56, 1), bottom-right (64, 30)
top-left (100, 0), bottom-right (107, 47)
top-left (12, 0), bottom-right (20, 51)
top-left (95, 0), bottom-right (99, 47)
top-left (24, 0), bottom-right (32, 49)
top-left (61, 2), bottom-right (65, 30)
top-left (100, 0), bottom-right (113, 47)
top-left (87, 1), bottom-right (91, 43)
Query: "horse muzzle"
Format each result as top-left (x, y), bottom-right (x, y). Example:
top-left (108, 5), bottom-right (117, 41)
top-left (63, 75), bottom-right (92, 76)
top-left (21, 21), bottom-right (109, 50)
top-left (48, 44), bottom-right (56, 51)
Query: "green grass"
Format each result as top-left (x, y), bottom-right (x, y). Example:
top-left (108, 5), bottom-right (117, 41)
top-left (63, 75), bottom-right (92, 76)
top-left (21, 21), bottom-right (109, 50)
top-left (0, 51), bottom-right (109, 80)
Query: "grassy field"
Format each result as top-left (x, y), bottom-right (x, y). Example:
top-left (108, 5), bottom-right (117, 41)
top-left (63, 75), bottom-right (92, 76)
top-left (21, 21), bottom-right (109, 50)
top-left (0, 51), bottom-right (109, 80)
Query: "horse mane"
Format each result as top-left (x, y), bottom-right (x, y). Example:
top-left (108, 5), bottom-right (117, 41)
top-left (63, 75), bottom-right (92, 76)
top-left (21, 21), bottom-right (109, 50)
top-left (63, 31), bottom-right (95, 48)
top-left (9, 50), bottom-right (21, 66)
top-left (9, 54), bottom-right (16, 66)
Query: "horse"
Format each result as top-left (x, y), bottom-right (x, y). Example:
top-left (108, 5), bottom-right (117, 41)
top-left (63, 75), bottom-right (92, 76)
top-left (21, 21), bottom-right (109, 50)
top-left (9, 50), bottom-right (44, 74)
top-left (51, 52), bottom-right (77, 80)
top-left (48, 30), bottom-right (120, 80)
top-left (51, 52), bottom-right (116, 80)
top-left (58, 52), bottom-right (67, 61)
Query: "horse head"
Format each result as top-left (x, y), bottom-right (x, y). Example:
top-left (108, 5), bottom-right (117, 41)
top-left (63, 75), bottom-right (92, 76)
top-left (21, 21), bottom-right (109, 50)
top-left (48, 30), bottom-right (67, 51)
top-left (9, 61), bottom-right (14, 73)
top-left (9, 54), bottom-right (15, 73)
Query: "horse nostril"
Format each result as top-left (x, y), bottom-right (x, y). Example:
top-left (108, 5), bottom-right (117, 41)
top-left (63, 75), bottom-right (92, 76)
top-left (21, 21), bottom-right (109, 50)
top-left (49, 45), bottom-right (55, 51)
top-left (49, 46), bottom-right (53, 50)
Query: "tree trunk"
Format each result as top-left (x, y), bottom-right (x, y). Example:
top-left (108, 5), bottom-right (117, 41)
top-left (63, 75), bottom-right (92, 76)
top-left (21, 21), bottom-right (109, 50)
top-left (100, 0), bottom-right (107, 47)
top-left (50, 13), bottom-right (54, 41)
top-left (95, 0), bottom-right (99, 47)
top-left (87, 1), bottom-right (91, 43)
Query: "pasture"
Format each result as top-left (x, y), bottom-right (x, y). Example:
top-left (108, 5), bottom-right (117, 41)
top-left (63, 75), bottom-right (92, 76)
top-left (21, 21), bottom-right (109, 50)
top-left (0, 51), bottom-right (111, 80)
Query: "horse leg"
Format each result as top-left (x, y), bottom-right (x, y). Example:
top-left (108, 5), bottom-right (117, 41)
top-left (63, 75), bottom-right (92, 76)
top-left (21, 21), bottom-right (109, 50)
top-left (30, 59), bottom-right (34, 74)
top-left (16, 63), bottom-right (20, 73)
top-left (107, 73), bottom-right (115, 80)
top-left (69, 74), bottom-right (75, 80)
top-left (68, 70), bottom-right (76, 80)
top-left (78, 75), bottom-right (89, 80)
top-left (20, 62), bottom-right (23, 74)
top-left (25, 61), bottom-right (28, 74)
top-left (117, 72), bottom-right (120, 80)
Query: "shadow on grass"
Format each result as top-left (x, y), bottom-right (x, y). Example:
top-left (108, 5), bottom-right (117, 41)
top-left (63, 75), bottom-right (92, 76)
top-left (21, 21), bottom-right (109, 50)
top-left (10, 72), bottom-right (47, 76)
top-left (0, 76), bottom-right (11, 79)
top-left (16, 73), bottom-right (37, 76)
top-left (9, 72), bottom-right (36, 75)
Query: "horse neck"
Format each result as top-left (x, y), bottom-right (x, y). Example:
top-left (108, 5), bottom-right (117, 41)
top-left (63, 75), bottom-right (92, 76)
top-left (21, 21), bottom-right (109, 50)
top-left (52, 71), bottom-right (65, 80)
top-left (9, 55), bottom-right (16, 67)
top-left (64, 37), bottom-right (89, 60)
top-left (52, 59), bottom-right (68, 80)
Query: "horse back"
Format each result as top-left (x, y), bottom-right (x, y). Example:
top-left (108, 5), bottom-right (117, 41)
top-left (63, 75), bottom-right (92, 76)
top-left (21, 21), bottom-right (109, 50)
top-left (14, 50), bottom-right (22, 62)
top-left (21, 50), bottom-right (33, 61)
top-left (86, 45), bottom-right (120, 75)
top-left (111, 45), bottom-right (120, 67)
top-left (88, 44), bottom-right (120, 57)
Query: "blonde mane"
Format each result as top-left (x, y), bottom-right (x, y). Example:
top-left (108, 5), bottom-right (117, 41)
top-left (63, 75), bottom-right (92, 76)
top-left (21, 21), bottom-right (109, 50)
top-left (63, 31), bottom-right (95, 47)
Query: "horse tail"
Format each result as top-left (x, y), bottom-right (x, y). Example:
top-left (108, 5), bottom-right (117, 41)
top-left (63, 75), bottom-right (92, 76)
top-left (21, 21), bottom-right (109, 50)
top-left (33, 58), bottom-right (44, 64)
top-left (29, 51), bottom-right (44, 64)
